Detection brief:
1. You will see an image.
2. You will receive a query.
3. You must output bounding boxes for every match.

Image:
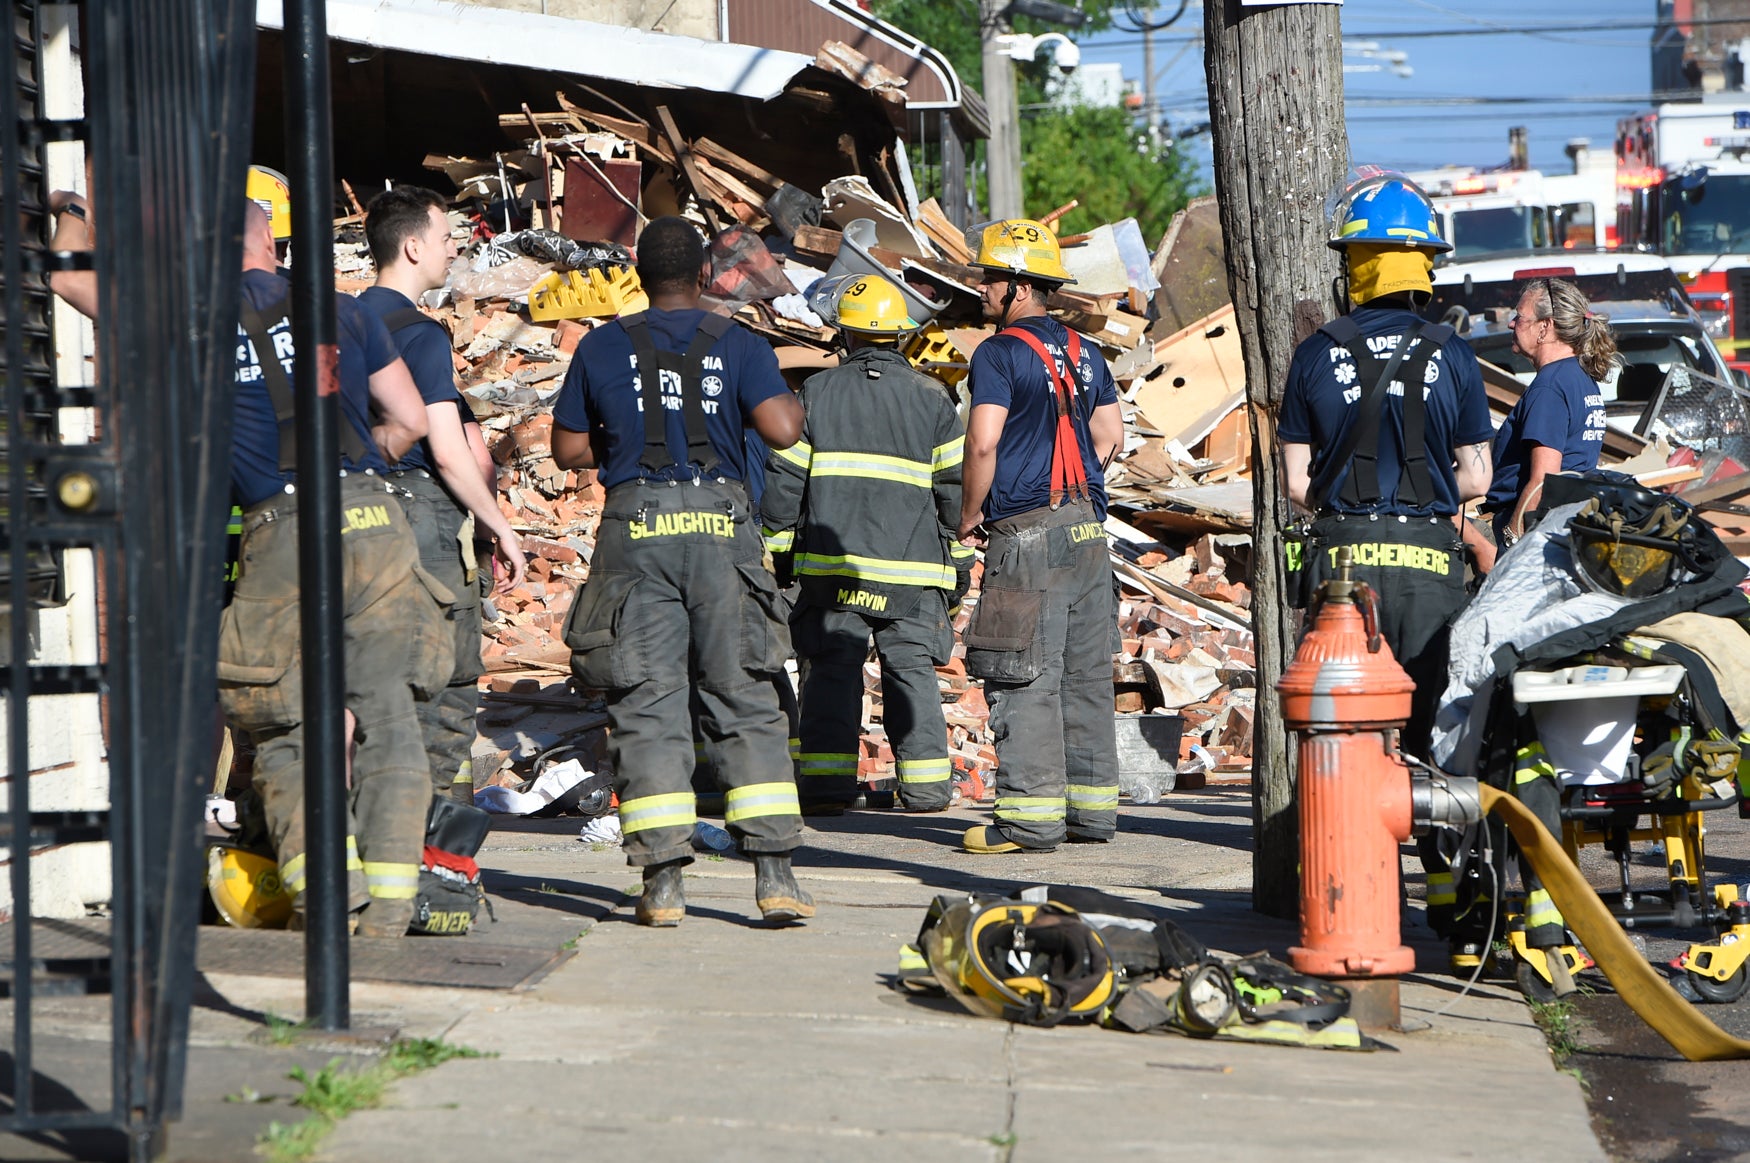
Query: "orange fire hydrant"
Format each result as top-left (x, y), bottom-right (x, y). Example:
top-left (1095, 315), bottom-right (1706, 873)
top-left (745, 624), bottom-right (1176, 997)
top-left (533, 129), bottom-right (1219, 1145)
top-left (1277, 550), bottom-right (1417, 993)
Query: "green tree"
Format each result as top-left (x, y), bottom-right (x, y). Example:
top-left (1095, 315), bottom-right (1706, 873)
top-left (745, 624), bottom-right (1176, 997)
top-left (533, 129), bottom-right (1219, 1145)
top-left (870, 0), bottom-right (1203, 235)
top-left (1021, 104), bottom-right (1202, 241)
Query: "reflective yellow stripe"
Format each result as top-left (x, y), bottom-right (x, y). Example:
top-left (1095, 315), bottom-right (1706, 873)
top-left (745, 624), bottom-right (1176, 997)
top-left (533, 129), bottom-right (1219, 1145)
top-left (1427, 871), bottom-right (1456, 906)
top-left (364, 861), bottom-right (420, 900)
top-left (994, 796), bottom-right (1066, 822)
top-left (280, 837), bottom-right (360, 895)
top-left (1525, 888), bottom-right (1563, 930)
top-left (932, 437), bottom-right (964, 471)
top-left (949, 541), bottom-right (976, 562)
top-left (898, 943), bottom-right (928, 972)
top-left (810, 451), bottom-right (933, 488)
top-left (773, 439), bottom-right (812, 469)
top-left (281, 852), bottom-right (306, 894)
top-left (1066, 782), bottom-right (1120, 811)
top-left (226, 504), bottom-right (244, 535)
top-left (796, 553), bottom-right (954, 588)
top-left (1515, 742), bottom-right (1558, 786)
top-left (452, 759), bottom-right (473, 785)
top-left (897, 757), bottom-right (951, 784)
top-left (724, 781), bottom-right (801, 824)
top-left (789, 737), bottom-right (801, 760)
top-left (798, 752), bottom-right (858, 776)
top-left (762, 527), bottom-right (795, 552)
top-left (620, 792), bottom-right (698, 835)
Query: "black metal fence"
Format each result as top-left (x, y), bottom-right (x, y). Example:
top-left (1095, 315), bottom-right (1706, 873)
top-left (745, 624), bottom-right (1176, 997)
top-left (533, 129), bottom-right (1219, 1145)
top-left (1, 0), bottom-right (254, 1157)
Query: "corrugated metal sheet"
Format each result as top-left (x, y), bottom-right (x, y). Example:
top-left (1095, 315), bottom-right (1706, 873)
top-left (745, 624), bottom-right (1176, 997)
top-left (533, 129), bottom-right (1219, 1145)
top-left (725, 0), bottom-right (956, 107)
top-left (256, 0), bottom-right (816, 101)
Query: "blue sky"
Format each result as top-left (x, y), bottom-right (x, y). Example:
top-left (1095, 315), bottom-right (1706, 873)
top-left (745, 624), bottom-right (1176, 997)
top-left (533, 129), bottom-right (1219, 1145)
top-left (1075, 0), bottom-right (1657, 182)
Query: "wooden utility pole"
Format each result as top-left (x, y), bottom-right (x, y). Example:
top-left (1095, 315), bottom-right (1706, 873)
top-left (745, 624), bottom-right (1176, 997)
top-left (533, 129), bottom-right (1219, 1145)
top-left (981, 0), bottom-right (1023, 219)
top-left (1203, 0), bottom-right (1347, 918)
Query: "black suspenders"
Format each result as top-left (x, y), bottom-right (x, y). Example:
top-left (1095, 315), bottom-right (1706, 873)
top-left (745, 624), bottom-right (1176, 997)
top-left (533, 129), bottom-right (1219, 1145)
top-left (238, 294), bottom-right (369, 471)
top-left (620, 311), bottom-right (735, 477)
top-left (1309, 316), bottom-right (1452, 511)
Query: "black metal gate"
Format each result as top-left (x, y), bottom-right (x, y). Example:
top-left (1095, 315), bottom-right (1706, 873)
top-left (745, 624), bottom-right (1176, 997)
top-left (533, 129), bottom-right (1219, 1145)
top-left (1, 0), bottom-right (254, 1157)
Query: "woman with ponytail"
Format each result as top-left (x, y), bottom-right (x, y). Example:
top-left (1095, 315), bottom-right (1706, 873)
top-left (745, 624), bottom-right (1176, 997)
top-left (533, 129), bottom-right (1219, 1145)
top-left (1482, 276), bottom-right (1618, 554)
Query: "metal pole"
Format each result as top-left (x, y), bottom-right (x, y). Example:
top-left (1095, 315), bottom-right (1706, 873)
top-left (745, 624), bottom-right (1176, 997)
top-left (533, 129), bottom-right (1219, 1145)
top-left (1143, 15), bottom-right (1156, 136)
top-left (283, 0), bottom-right (349, 1030)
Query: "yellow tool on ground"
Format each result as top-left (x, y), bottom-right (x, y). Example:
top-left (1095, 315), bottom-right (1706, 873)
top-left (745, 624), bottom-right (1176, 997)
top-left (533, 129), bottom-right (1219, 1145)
top-left (528, 265), bottom-right (648, 321)
top-left (902, 323), bottom-right (969, 388)
top-left (1483, 785), bottom-right (1750, 1061)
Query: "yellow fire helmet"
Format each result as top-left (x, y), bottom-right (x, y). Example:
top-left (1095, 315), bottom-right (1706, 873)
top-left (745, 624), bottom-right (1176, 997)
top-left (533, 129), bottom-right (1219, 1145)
top-left (207, 845), bottom-right (294, 929)
top-left (833, 273), bottom-right (920, 336)
top-left (921, 898), bottom-right (1115, 1025)
top-left (967, 218), bottom-right (1076, 285)
top-left (247, 164), bottom-right (293, 242)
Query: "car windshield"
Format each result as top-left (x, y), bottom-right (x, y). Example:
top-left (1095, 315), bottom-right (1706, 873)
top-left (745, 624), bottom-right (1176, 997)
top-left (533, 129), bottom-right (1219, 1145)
top-left (1467, 323), bottom-right (1720, 406)
top-left (1449, 207), bottom-right (1534, 258)
top-left (1661, 173), bottom-right (1750, 256)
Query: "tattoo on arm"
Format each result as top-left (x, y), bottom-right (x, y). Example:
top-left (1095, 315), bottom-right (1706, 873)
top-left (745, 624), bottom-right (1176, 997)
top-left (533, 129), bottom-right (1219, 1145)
top-left (1465, 442), bottom-right (1488, 468)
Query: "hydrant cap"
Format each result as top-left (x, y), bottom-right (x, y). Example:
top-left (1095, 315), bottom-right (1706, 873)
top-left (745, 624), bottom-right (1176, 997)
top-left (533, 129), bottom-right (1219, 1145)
top-left (1278, 595), bottom-right (1414, 728)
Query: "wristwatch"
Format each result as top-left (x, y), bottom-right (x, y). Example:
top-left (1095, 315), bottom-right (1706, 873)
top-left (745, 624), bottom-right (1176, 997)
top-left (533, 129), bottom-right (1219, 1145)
top-left (58, 202), bottom-right (87, 222)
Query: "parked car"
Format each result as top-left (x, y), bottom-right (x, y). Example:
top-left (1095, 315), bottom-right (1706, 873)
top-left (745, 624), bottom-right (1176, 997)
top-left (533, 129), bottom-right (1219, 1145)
top-left (1427, 252), bottom-right (1745, 429)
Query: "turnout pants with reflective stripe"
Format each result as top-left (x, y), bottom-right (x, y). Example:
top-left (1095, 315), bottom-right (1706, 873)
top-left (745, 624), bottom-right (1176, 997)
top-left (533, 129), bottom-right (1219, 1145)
top-left (965, 500), bottom-right (1120, 847)
top-left (396, 471), bottom-right (484, 802)
top-left (1303, 513), bottom-right (1466, 757)
top-left (1306, 513), bottom-right (1485, 944)
top-left (692, 675), bottom-right (800, 799)
top-left (566, 480), bottom-right (800, 867)
top-left (793, 596), bottom-right (954, 811)
top-left (216, 476), bottom-right (448, 913)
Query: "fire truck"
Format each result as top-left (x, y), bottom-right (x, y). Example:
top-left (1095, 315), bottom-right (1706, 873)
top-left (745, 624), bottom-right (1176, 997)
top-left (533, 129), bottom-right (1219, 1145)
top-left (1406, 167), bottom-right (1552, 260)
top-left (1617, 101), bottom-right (1750, 370)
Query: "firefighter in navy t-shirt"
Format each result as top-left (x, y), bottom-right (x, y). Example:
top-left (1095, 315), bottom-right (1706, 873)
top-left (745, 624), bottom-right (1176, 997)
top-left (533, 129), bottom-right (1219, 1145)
top-left (217, 199), bottom-right (448, 938)
top-left (1279, 173), bottom-right (1494, 755)
top-left (1279, 172), bottom-right (1495, 968)
top-left (956, 220), bottom-right (1126, 854)
top-left (360, 185), bottom-right (527, 805)
top-left (550, 217), bottom-right (813, 927)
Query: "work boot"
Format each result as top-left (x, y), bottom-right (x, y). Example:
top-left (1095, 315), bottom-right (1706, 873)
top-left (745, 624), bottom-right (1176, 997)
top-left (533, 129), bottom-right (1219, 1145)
top-left (753, 854), bottom-right (815, 923)
top-left (353, 897), bottom-right (414, 939)
top-left (636, 860), bottom-right (688, 927)
top-left (962, 825), bottom-right (1055, 854)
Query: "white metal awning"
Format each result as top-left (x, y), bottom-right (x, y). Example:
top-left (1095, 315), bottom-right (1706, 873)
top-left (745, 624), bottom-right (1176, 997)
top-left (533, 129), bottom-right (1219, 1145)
top-left (255, 0), bottom-right (817, 102)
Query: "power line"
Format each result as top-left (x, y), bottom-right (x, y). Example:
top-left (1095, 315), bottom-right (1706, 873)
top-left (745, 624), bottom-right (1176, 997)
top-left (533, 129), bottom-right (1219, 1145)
top-left (1348, 89), bottom-right (1714, 107)
top-left (1080, 14), bottom-right (1750, 50)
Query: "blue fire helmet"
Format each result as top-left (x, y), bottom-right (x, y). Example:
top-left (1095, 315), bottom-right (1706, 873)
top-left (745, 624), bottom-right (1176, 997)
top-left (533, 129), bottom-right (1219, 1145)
top-left (1329, 176), bottom-right (1451, 253)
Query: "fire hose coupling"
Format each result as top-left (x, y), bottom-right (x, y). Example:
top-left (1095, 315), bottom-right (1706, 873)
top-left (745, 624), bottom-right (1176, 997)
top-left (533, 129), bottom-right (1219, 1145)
top-left (1411, 773), bottom-right (1483, 834)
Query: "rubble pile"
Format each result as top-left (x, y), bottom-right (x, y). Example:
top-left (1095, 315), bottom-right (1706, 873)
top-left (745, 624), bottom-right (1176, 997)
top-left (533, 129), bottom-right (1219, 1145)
top-left (328, 59), bottom-right (1274, 795)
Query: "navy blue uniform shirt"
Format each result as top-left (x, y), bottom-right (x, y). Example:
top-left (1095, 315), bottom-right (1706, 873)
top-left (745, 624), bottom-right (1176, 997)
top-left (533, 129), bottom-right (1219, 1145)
top-left (357, 286), bottom-right (465, 474)
top-left (550, 308), bottom-right (787, 489)
top-left (1486, 356), bottom-right (1606, 513)
top-left (231, 269), bottom-right (400, 508)
top-left (968, 316), bottom-right (1120, 522)
top-left (1279, 305), bottom-right (1493, 517)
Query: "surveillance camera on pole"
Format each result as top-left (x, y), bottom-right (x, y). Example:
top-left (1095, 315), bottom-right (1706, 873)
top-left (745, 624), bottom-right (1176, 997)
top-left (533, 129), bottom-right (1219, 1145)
top-left (996, 31), bottom-right (1082, 75)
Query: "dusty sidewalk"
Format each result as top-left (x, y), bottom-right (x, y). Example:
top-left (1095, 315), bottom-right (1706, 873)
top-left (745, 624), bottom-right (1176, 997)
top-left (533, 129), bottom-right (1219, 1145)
top-left (0, 789), bottom-right (1602, 1161)
top-left (325, 788), bottom-right (1599, 1162)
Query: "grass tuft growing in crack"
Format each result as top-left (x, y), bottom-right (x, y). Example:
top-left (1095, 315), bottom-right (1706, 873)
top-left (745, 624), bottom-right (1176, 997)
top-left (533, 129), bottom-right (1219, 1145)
top-left (255, 1038), bottom-right (492, 1162)
top-left (1529, 997), bottom-right (1581, 1063)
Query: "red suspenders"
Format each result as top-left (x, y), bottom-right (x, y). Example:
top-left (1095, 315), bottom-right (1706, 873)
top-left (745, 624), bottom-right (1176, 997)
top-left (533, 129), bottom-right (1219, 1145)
top-left (998, 325), bottom-right (1090, 506)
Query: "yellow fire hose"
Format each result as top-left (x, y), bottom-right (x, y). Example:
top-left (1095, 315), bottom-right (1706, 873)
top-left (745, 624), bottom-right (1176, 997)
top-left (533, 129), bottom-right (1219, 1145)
top-left (1482, 785), bottom-right (1750, 1061)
